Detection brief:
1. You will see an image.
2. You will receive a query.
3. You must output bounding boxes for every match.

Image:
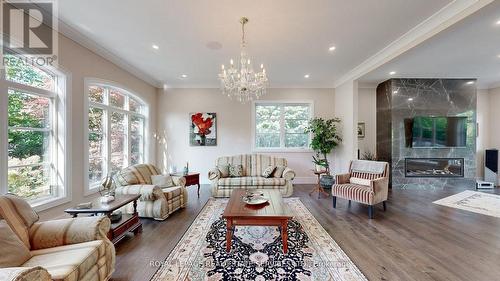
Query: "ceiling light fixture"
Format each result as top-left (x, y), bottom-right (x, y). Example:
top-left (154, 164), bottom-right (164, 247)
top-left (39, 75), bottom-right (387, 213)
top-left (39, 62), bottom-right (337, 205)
top-left (304, 74), bottom-right (310, 78)
top-left (181, 74), bottom-right (188, 78)
top-left (466, 81), bottom-right (474, 85)
top-left (389, 71), bottom-right (396, 75)
top-left (408, 98), bottom-right (414, 101)
top-left (152, 44), bottom-right (159, 50)
top-left (218, 17), bottom-right (268, 103)
top-left (496, 19), bottom-right (500, 25)
top-left (328, 46), bottom-right (336, 52)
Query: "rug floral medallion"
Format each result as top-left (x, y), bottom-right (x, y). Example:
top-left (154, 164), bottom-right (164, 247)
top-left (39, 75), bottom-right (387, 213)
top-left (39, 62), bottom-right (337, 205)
top-left (151, 198), bottom-right (367, 281)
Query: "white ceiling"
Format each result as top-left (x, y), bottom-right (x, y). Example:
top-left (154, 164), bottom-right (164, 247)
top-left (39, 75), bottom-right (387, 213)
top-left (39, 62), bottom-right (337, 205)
top-left (359, 0), bottom-right (500, 89)
top-left (55, 0), bottom-right (451, 88)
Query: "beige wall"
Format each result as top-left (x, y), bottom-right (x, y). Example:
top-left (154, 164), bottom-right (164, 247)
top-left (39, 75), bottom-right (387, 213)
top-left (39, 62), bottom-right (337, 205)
top-left (39, 33), bottom-right (157, 219)
top-left (156, 88), bottom-right (335, 184)
top-left (357, 87), bottom-right (377, 158)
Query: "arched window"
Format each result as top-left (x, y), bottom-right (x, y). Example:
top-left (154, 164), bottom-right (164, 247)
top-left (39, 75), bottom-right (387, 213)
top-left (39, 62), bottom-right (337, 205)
top-left (85, 80), bottom-right (147, 191)
top-left (0, 54), bottom-right (69, 208)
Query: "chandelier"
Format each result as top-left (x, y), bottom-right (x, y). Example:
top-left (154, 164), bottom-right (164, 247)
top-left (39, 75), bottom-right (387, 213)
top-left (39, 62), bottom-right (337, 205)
top-left (218, 17), bottom-right (268, 103)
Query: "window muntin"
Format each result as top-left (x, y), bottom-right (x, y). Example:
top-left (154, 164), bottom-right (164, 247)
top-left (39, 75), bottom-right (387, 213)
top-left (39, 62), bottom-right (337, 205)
top-left (2, 55), bottom-right (61, 203)
top-left (87, 84), bottom-right (146, 187)
top-left (254, 102), bottom-right (312, 149)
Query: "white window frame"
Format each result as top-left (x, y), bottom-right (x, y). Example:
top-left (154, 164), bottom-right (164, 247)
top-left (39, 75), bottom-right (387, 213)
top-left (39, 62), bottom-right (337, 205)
top-left (0, 54), bottom-right (72, 211)
top-left (84, 78), bottom-right (148, 195)
top-left (252, 100), bottom-right (314, 153)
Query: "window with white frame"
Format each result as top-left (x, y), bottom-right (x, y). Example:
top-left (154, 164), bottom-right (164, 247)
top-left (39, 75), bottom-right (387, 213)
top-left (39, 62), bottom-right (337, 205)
top-left (1, 54), bottom-right (67, 205)
top-left (86, 82), bottom-right (146, 189)
top-left (254, 102), bottom-right (312, 149)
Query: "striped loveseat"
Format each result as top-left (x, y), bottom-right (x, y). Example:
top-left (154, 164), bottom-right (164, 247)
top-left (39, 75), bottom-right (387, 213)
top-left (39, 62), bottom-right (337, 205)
top-left (208, 154), bottom-right (295, 197)
top-left (332, 160), bottom-right (389, 219)
top-left (0, 194), bottom-right (115, 281)
top-left (114, 164), bottom-right (187, 221)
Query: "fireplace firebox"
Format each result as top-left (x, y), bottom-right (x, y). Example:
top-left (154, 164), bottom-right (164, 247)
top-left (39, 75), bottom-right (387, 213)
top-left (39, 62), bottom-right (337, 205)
top-left (405, 158), bottom-right (464, 178)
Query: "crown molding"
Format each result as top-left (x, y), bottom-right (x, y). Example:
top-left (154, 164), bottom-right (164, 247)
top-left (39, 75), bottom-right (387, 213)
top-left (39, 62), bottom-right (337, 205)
top-left (334, 0), bottom-right (494, 88)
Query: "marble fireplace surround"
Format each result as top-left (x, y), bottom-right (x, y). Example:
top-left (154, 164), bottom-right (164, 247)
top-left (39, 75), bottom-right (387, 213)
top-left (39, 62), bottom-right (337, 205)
top-left (376, 79), bottom-right (477, 189)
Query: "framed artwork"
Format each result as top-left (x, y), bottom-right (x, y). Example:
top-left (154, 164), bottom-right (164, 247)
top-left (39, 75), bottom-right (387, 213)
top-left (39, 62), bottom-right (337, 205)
top-left (190, 112), bottom-right (217, 146)
top-left (357, 122), bottom-right (365, 138)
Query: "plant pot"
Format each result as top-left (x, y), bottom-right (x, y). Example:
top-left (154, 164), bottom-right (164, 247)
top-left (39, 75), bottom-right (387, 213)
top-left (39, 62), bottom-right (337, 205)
top-left (320, 175), bottom-right (335, 188)
top-left (315, 164), bottom-right (327, 173)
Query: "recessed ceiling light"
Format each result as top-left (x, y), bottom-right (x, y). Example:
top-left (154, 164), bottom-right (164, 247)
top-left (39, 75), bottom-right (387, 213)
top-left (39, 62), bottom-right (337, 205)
top-left (389, 71), bottom-right (396, 75)
top-left (496, 19), bottom-right (500, 25)
top-left (497, 54), bottom-right (500, 58)
top-left (180, 74), bottom-right (188, 78)
top-left (152, 44), bottom-right (159, 50)
top-left (407, 98), bottom-right (413, 101)
top-left (328, 46), bottom-right (336, 52)
top-left (304, 74), bottom-right (310, 78)
top-left (466, 81), bottom-right (474, 85)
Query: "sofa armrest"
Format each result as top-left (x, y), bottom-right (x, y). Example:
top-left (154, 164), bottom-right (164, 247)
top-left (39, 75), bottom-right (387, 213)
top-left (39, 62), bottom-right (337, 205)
top-left (172, 176), bottom-right (186, 187)
top-left (115, 184), bottom-right (164, 201)
top-left (208, 168), bottom-right (220, 181)
top-left (282, 167), bottom-right (295, 181)
top-left (335, 173), bottom-right (350, 184)
top-left (28, 216), bottom-right (111, 250)
top-left (0, 267), bottom-right (51, 281)
top-left (370, 177), bottom-right (389, 193)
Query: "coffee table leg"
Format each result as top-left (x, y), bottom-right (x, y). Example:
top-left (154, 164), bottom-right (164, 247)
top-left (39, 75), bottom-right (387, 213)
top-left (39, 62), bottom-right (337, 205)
top-left (226, 219), bottom-right (233, 252)
top-left (281, 220), bottom-right (288, 254)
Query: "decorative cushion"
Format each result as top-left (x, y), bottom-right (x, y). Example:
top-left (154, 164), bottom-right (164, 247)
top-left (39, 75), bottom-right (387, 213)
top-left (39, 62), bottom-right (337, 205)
top-left (349, 177), bottom-right (371, 186)
top-left (0, 194), bottom-right (39, 248)
top-left (229, 164), bottom-right (244, 177)
top-left (151, 175), bottom-right (175, 188)
top-left (217, 164), bottom-right (230, 178)
top-left (273, 165), bottom-right (286, 178)
top-left (262, 165), bottom-right (276, 178)
top-left (0, 220), bottom-right (31, 267)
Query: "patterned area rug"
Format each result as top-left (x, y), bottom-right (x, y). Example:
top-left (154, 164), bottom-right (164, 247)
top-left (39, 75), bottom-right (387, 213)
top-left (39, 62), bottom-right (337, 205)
top-left (151, 198), bottom-right (366, 281)
top-left (433, 190), bottom-right (500, 218)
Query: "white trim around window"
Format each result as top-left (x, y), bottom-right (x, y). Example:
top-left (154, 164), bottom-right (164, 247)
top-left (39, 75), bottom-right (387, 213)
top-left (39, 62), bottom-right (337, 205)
top-left (252, 100), bottom-right (314, 153)
top-left (83, 78), bottom-right (149, 195)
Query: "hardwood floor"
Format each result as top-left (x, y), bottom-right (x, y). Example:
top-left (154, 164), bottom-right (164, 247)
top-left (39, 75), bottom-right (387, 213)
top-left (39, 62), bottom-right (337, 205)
top-left (111, 185), bottom-right (500, 281)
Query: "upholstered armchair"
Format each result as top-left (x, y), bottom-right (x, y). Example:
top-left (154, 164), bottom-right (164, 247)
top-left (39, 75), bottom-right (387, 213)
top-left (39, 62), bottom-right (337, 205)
top-left (114, 163), bottom-right (187, 220)
top-left (0, 194), bottom-right (115, 281)
top-left (332, 160), bottom-right (389, 219)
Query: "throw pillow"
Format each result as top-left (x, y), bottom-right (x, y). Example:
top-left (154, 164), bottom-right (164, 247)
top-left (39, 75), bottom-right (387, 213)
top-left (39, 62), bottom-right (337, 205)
top-left (262, 165), bottom-right (276, 178)
top-left (217, 164), bottom-right (230, 178)
top-left (229, 164), bottom-right (244, 177)
top-left (151, 175), bottom-right (175, 188)
top-left (273, 165), bottom-right (286, 178)
top-left (349, 177), bottom-right (371, 186)
top-left (0, 220), bottom-right (31, 267)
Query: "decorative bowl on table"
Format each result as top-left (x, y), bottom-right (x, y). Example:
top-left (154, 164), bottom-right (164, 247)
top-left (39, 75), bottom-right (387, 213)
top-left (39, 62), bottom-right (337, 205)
top-left (242, 190), bottom-right (268, 205)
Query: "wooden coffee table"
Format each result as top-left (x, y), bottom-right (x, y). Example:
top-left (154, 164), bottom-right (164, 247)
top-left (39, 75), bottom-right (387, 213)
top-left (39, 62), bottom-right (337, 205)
top-left (64, 194), bottom-right (142, 244)
top-left (223, 189), bottom-right (292, 254)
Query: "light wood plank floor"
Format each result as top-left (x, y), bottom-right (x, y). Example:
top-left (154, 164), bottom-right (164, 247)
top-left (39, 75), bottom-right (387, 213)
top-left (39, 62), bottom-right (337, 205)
top-left (111, 184), bottom-right (500, 281)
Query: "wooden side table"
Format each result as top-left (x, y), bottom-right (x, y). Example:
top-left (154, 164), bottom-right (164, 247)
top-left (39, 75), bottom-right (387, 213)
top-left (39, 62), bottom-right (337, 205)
top-left (309, 170), bottom-right (330, 199)
top-left (172, 172), bottom-right (201, 197)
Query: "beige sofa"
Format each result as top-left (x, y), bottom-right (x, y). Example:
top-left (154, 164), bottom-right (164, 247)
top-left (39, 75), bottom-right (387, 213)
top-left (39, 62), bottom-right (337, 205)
top-left (114, 164), bottom-right (187, 221)
top-left (0, 194), bottom-right (115, 281)
top-left (208, 154), bottom-right (295, 197)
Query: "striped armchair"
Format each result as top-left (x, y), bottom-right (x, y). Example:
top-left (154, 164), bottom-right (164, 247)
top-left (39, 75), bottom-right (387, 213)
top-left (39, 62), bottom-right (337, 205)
top-left (114, 164), bottom-right (187, 221)
top-left (332, 160), bottom-right (389, 219)
top-left (0, 194), bottom-right (115, 281)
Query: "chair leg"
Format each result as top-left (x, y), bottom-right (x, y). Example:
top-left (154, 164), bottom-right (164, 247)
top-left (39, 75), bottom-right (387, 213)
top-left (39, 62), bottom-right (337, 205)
top-left (383, 201), bottom-right (387, 211)
top-left (348, 200), bottom-right (351, 207)
top-left (368, 205), bottom-right (374, 219)
top-left (332, 196), bottom-right (337, 208)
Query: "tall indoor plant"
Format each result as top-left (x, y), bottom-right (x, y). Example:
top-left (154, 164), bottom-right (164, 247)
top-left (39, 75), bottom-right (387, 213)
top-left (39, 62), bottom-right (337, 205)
top-left (305, 117), bottom-right (342, 187)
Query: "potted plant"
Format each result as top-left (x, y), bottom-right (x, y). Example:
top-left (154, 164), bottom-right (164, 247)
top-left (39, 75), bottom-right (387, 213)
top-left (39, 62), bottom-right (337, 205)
top-left (305, 117), bottom-right (342, 188)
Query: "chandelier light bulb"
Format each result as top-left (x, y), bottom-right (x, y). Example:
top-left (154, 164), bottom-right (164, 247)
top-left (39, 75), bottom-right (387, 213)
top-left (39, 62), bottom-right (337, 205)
top-left (230, 59), bottom-right (234, 65)
top-left (221, 64), bottom-right (225, 70)
top-left (260, 64), bottom-right (264, 69)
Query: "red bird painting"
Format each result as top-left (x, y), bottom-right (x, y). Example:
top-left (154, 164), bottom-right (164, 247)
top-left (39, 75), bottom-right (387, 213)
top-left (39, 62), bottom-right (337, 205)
top-left (190, 112), bottom-right (217, 146)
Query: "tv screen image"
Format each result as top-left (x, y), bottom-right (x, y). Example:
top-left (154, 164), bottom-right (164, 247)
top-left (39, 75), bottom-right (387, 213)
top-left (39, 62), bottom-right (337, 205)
top-left (406, 116), bottom-right (467, 148)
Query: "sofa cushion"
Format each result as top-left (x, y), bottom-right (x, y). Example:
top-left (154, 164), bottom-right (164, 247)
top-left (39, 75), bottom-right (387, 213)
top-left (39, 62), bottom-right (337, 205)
top-left (218, 177), bottom-right (286, 187)
top-left (349, 177), bottom-right (371, 186)
top-left (0, 194), bottom-right (39, 248)
top-left (114, 164), bottom-right (160, 186)
top-left (162, 186), bottom-right (183, 200)
top-left (262, 166), bottom-right (275, 178)
top-left (229, 164), bottom-right (244, 177)
top-left (0, 220), bottom-right (31, 267)
top-left (24, 240), bottom-right (106, 281)
top-left (272, 166), bottom-right (286, 178)
top-left (152, 175), bottom-right (175, 188)
top-left (217, 164), bottom-right (230, 178)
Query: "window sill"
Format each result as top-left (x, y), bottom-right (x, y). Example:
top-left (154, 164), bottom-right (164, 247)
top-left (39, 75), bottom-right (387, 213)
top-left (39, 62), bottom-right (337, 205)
top-left (252, 148), bottom-right (314, 153)
top-left (31, 196), bottom-right (72, 212)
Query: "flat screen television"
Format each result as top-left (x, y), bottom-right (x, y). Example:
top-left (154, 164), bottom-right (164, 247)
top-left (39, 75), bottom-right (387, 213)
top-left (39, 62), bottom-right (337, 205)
top-left (405, 116), bottom-right (467, 148)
